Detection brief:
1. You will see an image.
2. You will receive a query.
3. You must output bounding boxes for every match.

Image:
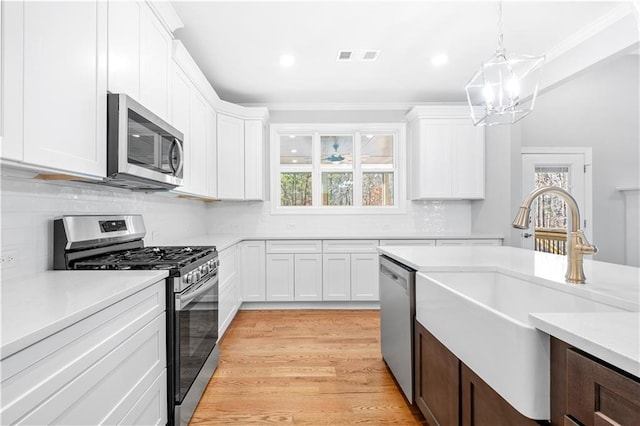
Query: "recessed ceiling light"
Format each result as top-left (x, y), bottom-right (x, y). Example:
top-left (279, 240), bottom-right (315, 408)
top-left (291, 149), bottom-right (297, 153)
top-left (280, 54), bottom-right (295, 67)
top-left (292, 160), bottom-right (298, 163)
top-left (431, 53), bottom-right (448, 67)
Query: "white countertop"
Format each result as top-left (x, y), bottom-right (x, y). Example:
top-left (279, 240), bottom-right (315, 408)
top-left (379, 245), bottom-right (640, 377)
top-left (173, 233), bottom-right (503, 252)
top-left (1, 270), bottom-right (168, 359)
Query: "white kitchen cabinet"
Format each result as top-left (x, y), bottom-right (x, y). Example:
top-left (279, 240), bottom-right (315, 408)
top-left (435, 239), bottom-right (469, 247)
top-left (322, 240), bottom-right (380, 301)
top-left (239, 241), bottom-right (266, 302)
top-left (435, 239), bottom-right (502, 247)
top-left (217, 113), bottom-right (245, 200)
top-left (265, 240), bottom-right (322, 302)
top-left (294, 254), bottom-right (323, 301)
top-left (244, 120), bottom-right (264, 200)
top-left (0, 281), bottom-right (167, 425)
top-left (469, 239), bottom-right (502, 246)
top-left (407, 107), bottom-right (485, 200)
top-left (350, 253), bottom-right (379, 300)
top-left (170, 63), bottom-right (216, 198)
top-left (206, 105), bottom-right (218, 198)
top-left (2, 1), bottom-right (107, 177)
top-left (219, 244), bottom-right (240, 337)
top-left (266, 254), bottom-right (295, 301)
top-left (322, 254), bottom-right (351, 300)
top-left (108, 0), bottom-right (171, 121)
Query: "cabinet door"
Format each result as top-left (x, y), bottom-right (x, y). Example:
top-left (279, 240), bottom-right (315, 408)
top-left (415, 122), bottom-right (452, 199)
top-left (452, 122), bottom-right (485, 199)
top-left (294, 254), bottom-right (323, 301)
top-left (186, 89), bottom-right (208, 196)
top-left (217, 114), bottom-right (245, 200)
top-left (322, 254), bottom-right (351, 300)
top-left (350, 253), bottom-right (379, 301)
top-left (461, 363), bottom-right (538, 426)
top-left (566, 349), bottom-right (640, 426)
top-left (244, 120), bottom-right (263, 200)
top-left (139, 3), bottom-right (170, 120)
top-left (107, 0), bottom-right (140, 98)
top-left (239, 241), bottom-right (266, 302)
top-left (266, 254), bottom-right (294, 301)
top-left (2, 1), bottom-right (25, 161)
top-left (206, 106), bottom-right (218, 198)
top-left (22, 1), bottom-right (107, 177)
top-left (415, 321), bottom-right (460, 426)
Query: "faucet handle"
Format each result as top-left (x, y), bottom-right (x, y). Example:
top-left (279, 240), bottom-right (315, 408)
top-left (574, 230), bottom-right (598, 255)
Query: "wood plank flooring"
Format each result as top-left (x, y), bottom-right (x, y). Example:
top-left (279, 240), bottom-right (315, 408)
top-left (190, 310), bottom-right (426, 425)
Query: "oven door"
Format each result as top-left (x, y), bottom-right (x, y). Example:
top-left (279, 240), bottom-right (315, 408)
top-left (174, 274), bottom-right (219, 404)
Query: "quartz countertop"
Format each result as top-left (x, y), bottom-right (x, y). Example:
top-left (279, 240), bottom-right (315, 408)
top-left (171, 233), bottom-right (503, 252)
top-left (379, 245), bottom-right (640, 377)
top-left (1, 270), bottom-right (168, 359)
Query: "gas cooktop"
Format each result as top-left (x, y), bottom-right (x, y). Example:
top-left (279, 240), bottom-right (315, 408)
top-left (71, 246), bottom-right (217, 270)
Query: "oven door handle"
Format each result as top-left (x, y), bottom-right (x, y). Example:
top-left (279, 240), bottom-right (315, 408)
top-left (176, 276), bottom-right (217, 310)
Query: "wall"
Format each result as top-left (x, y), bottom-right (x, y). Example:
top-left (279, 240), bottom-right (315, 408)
top-left (0, 175), bottom-right (209, 280)
top-left (519, 54), bottom-right (639, 264)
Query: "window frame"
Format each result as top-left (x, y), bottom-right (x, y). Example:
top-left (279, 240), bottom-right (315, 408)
top-left (270, 123), bottom-right (406, 215)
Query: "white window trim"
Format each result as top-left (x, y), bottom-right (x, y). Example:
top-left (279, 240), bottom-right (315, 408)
top-left (270, 123), bottom-right (406, 215)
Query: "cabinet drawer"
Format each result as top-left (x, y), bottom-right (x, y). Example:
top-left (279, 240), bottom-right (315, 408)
top-left (567, 349), bottom-right (640, 426)
top-left (1, 282), bottom-right (165, 424)
top-left (435, 239), bottom-right (469, 247)
top-left (469, 239), bottom-right (502, 246)
top-left (380, 239), bottom-right (436, 247)
top-left (266, 240), bottom-right (322, 254)
top-left (323, 240), bottom-right (379, 253)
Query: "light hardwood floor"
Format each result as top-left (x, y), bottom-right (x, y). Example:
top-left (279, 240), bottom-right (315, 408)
top-left (190, 310), bottom-right (426, 425)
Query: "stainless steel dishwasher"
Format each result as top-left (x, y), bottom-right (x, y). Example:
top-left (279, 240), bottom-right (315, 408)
top-left (379, 255), bottom-right (416, 403)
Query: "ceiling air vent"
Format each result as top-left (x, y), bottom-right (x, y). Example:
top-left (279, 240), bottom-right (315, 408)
top-left (361, 50), bottom-right (379, 61)
top-left (337, 50), bottom-right (353, 61)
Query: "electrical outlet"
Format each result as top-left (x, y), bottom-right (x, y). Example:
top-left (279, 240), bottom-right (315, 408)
top-left (382, 224), bottom-right (391, 230)
top-left (231, 224), bottom-right (240, 232)
top-left (286, 223), bottom-right (296, 230)
top-left (0, 249), bottom-right (18, 269)
top-left (151, 231), bottom-right (160, 241)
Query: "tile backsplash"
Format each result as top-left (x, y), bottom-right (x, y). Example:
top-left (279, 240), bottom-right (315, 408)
top-left (1, 176), bottom-right (208, 280)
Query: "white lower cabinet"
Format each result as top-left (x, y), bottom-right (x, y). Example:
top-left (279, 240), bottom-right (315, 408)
top-left (0, 281), bottom-right (167, 425)
top-left (322, 240), bottom-right (380, 301)
top-left (436, 239), bottom-right (502, 247)
top-left (219, 244), bottom-right (243, 338)
top-left (265, 241), bottom-right (323, 302)
top-left (239, 241), bottom-right (266, 302)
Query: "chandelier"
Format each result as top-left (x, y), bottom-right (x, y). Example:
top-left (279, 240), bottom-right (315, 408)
top-left (465, 1), bottom-right (545, 126)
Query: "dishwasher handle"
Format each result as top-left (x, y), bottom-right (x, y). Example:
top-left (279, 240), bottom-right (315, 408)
top-left (380, 264), bottom-right (408, 292)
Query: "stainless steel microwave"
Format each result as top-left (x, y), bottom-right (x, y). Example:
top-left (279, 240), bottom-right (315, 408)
top-left (106, 93), bottom-right (184, 190)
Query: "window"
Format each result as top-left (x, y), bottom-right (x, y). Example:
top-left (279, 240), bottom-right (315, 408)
top-left (271, 124), bottom-right (405, 213)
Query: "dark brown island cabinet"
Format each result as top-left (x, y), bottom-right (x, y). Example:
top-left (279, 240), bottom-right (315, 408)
top-left (415, 321), bottom-right (540, 426)
top-left (550, 337), bottom-right (640, 426)
top-left (414, 321), bottom-right (640, 426)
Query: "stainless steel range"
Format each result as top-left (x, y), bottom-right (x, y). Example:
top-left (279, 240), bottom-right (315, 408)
top-left (53, 215), bottom-right (219, 426)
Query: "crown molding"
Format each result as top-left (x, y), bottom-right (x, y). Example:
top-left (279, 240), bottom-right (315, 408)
top-left (240, 101), bottom-right (468, 112)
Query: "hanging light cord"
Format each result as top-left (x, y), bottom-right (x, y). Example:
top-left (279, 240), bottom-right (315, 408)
top-left (496, 1), bottom-right (505, 53)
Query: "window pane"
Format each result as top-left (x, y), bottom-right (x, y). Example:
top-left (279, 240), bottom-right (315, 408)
top-left (534, 166), bottom-right (569, 229)
top-left (280, 135), bottom-right (312, 165)
top-left (361, 134), bottom-right (393, 166)
top-left (280, 172), bottom-right (312, 206)
top-left (363, 172), bottom-right (394, 206)
top-left (321, 135), bottom-right (353, 166)
top-left (322, 172), bottom-right (353, 206)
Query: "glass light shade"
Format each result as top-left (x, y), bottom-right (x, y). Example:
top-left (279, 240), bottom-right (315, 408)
top-left (465, 49), bottom-right (544, 126)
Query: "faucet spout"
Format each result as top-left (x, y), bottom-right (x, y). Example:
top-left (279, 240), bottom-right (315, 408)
top-left (512, 186), bottom-right (597, 284)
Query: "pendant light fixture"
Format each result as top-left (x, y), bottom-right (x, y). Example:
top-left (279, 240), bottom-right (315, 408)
top-left (465, 1), bottom-right (545, 126)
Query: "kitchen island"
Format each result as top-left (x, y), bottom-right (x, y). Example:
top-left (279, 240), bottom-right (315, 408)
top-left (378, 245), bottom-right (639, 424)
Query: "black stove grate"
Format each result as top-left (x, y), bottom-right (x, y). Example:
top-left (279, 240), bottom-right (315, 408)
top-left (71, 246), bottom-right (217, 271)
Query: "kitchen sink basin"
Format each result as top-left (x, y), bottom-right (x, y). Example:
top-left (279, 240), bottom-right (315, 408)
top-left (415, 270), bottom-right (625, 420)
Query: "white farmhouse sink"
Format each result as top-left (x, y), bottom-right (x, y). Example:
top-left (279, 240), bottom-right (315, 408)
top-left (415, 270), bottom-right (625, 420)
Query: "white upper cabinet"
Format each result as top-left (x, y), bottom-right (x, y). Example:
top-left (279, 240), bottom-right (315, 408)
top-left (2, 1), bottom-right (107, 177)
top-left (108, 1), bottom-right (171, 121)
top-left (406, 106), bottom-right (485, 200)
top-left (187, 89), bottom-right (209, 196)
top-left (217, 113), bottom-right (245, 200)
top-left (244, 120), bottom-right (264, 200)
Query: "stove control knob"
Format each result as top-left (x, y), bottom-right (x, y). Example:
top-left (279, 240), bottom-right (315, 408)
top-left (201, 264), bottom-right (209, 274)
top-left (194, 271), bottom-right (201, 281)
top-left (182, 274), bottom-right (190, 284)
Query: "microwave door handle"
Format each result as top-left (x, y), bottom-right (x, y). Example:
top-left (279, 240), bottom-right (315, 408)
top-left (176, 275), bottom-right (217, 310)
top-left (169, 139), bottom-right (184, 176)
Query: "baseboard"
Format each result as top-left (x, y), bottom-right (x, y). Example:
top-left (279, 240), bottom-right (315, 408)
top-left (239, 301), bottom-right (380, 310)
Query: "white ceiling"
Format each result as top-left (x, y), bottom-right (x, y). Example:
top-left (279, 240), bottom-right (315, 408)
top-left (171, 1), bottom-right (626, 106)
